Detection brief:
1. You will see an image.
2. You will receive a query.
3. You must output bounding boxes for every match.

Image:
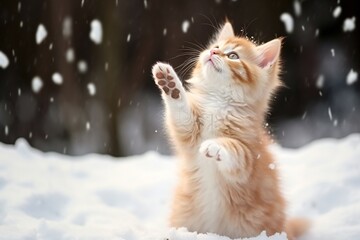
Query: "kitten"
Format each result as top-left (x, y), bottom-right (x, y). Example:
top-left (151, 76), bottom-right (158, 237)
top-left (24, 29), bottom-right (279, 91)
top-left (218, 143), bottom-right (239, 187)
top-left (152, 22), bottom-right (308, 239)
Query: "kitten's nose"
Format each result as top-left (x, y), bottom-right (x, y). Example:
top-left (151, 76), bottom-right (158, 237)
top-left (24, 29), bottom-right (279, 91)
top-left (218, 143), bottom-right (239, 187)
top-left (210, 48), bottom-right (221, 56)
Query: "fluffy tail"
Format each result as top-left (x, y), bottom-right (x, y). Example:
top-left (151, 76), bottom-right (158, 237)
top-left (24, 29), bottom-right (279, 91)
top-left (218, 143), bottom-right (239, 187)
top-left (285, 218), bottom-right (310, 240)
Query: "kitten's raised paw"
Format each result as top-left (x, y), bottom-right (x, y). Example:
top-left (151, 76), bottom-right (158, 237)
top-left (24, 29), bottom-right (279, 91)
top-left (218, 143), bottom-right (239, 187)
top-left (152, 62), bottom-right (181, 99)
top-left (199, 140), bottom-right (230, 162)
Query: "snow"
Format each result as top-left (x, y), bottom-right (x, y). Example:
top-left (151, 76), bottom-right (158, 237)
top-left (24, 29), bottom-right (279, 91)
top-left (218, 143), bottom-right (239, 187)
top-left (315, 29), bottom-right (319, 37)
top-left (280, 13), bottom-right (294, 33)
top-left (63, 17), bottom-right (72, 38)
top-left (87, 83), bottom-right (96, 96)
top-left (343, 17), bottom-right (356, 32)
top-left (127, 34), bottom-right (131, 42)
top-left (89, 19), bottom-right (103, 44)
top-left (36, 24), bottom-right (48, 44)
top-left (332, 6), bottom-right (342, 18)
top-left (77, 60), bottom-right (88, 73)
top-left (163, 28), bottom-right (167, 36)
top-left (268, 163), bottom-right (276, 170)
top-left (52, 72), bottom-right (63, 85)
top-left (66, 48), bottom-right (75, 63)
top-left (328, 107), bottom-right (333, 121)
top-left (346, 69), bottom-right (358, 85)
top-left (316, 74), bottom-right (324, 89)
top-left (31, 76), bottom-right (43, 93)
top-left (86, 122), bottom-right (90, 131)
top-left (293, 0), bottom-right (301, 17)
top-left (0, 50), bottom-right (9, 68)
top-left (330, 48), bottom-right (335, 57)
top-left (182, 20), bottom-right (190, 33)
top-left (144, 0), bottom-right (148, 9)
top-left (4, 125), bottom-right (8, 135)
top-left (0, 134), bottom-right (360, 239)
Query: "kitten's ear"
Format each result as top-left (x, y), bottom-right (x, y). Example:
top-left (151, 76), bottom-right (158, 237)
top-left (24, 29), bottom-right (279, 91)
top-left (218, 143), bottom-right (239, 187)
top-left (256, 39), bottom-right (282, 69)
top-left (216, 22), bottom-right (235, 42)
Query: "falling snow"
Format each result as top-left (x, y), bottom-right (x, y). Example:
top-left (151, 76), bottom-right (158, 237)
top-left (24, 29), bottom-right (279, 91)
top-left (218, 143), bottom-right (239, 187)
top-left (52, 72), bottom-right (63, 85)
top-left (144, 0), bottom-right (148, 8)
top-left (66, 48), bottom-right (75, 63)
top-left (32, 76), bottom-right (43, 93)
top-left (163, 28), bottom-right (167, 36)
top-left (293, 0), bottom-right (301, 17)
top-left (4, 125), bottom-right (9, 136)
top-left (86, 122), bottom-right (91, 131)
top-left (62, 17), bottom-right (72, 38)
top-left (333, 119), bottom-right (338, 127)
top-left (301, 111), bottom-right (307, 120)
top-left (77, 60), bottom-right (88, 73)
top-left (87, 83), bottom-right (96, 96)
top-left (0, 51), bottom-right (9, 69)
top-left (280, 13), bottom-right (294, 33)
top-left (90, 19), bottom-right (103, 44)
top-left (182, 20), bottom-right (190, 33)
top-left (35, 24), bottom-right (47, 44)
top-left (315, 28), bottom-right (319, 37)
top-left (316, 74), bottom-right (325, 89)
top-left (268, 163), bottom-right (276, 170)
top-left (331, 48), bottom-right (335, 57)
top-left (343, 17), bottom-right (356, 32)
top-left (328, 107), bottom-right (333, 121)
top-left (333, 6), bottom-right (342, 18)
top-left (127, 34), bottom-right (131, 42)
top-left (346, 69), bottom-right (358, 85)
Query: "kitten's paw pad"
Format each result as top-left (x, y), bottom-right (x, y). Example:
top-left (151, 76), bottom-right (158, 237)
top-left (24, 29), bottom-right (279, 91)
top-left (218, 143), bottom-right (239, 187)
top-left (199, 140), bottom-right (229, 162)
top-left (152, 62), bottom-right (181, 99)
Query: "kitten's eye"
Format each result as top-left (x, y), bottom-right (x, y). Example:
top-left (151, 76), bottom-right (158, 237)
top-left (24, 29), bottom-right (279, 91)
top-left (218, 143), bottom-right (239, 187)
top-left (214, 45), bottom-right (219, 48)
top-left (227, 52), bottom-right (239, 60)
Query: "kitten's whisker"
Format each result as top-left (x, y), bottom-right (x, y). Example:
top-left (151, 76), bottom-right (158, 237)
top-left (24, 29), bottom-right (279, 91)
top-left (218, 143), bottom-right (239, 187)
top-left (177, 57), bottom-right (198, 78)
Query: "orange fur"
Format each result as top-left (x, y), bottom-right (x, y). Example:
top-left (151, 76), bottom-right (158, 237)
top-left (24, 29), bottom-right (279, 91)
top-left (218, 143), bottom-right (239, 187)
top-left (152, 22), bottom-right (308, 239)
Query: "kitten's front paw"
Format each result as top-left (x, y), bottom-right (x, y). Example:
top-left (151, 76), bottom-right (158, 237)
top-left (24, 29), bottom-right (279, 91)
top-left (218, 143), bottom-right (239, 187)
top-left (199, 140), bottom-right (230, 162)
top-left (152, 62), bottom-right (181, 99)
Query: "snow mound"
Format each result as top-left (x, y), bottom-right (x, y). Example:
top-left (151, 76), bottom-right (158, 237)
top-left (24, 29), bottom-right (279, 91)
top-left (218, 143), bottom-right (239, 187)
top-left (0, 134), bottom-right (360, 239)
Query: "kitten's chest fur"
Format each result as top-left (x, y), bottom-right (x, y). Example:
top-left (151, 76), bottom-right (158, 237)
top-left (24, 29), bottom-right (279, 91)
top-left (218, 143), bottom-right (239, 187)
top-left (190, 95), bottom-right (243, 231)
top-left (197, 93), bottom-right (235, 138)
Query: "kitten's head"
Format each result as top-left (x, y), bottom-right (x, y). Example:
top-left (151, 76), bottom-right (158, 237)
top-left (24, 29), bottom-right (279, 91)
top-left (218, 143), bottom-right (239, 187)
top-left (190, 22), bottom-right (282, 110)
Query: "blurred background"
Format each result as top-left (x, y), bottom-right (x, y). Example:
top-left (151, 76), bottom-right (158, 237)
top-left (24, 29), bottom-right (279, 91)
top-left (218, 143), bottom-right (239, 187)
top-left (0, 0), bottom-right (359, 156)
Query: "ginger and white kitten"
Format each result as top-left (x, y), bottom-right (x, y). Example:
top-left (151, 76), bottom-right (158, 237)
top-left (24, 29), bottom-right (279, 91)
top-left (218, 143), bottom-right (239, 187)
top-left (152, 22), bottom-right (307, 239)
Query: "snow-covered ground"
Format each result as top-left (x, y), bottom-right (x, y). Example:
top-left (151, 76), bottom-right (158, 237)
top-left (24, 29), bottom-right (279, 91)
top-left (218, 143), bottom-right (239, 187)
top-left (0, 135), bottom-right (359, 240)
